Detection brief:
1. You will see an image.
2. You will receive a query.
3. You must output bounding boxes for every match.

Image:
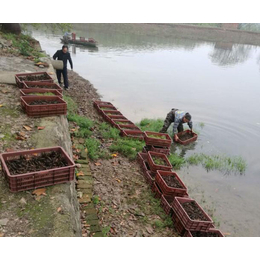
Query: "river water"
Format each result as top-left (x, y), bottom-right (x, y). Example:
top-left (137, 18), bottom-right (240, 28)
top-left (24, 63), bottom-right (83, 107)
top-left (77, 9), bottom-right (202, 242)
top-left (31, 24), bottom-right (260, 237)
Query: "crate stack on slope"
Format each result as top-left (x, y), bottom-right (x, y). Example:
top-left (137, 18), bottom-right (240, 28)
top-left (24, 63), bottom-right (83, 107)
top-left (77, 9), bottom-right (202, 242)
top-left (0, 72), bottom-right (76, 193)
top-left (137, 130), bottom-right (224, 237)
top-left (93, 100), bottom-right (144, 140)
top-left (15, 72), bottom-right (67, 117)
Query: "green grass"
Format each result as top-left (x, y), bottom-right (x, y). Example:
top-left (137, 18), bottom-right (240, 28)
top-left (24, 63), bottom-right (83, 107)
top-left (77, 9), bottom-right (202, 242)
top-left (109, 138), bottom-right (145, 160)
top-left (63, 95), bottom-right (78, 115)
top-left (74, 128), bottom-right (92, 138)
top-left (2, 33), bottom-right (43, 57)
top-left (168, 153), bottom-right (186, 169)
top-left (85, 138), bottom-right (110, 160)
top-left (137, 118), bottom-right (164, 132)
top-left (99, 122), bottom-right (120, 140)
top-left (102, 226), bottom-right (111, 237)
top-left (92, 195), bottom-right (100, 205)
top-left (67, 114), bottom-right (93, 129)
top-left (186, 153), bottom-right (247, 174)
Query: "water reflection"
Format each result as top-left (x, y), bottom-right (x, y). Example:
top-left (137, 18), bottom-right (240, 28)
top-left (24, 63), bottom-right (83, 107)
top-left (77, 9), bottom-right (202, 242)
top-left (170, 142), bottom-right (197, 157)
top-left (69, 44), bottom-right (98, 54)
top-left (209, 43), bottom-right (255, 67)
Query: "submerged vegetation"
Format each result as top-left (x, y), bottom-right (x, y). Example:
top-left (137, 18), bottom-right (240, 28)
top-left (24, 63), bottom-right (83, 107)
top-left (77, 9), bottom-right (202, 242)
top-left (186, 154), bottom-right (247, 175)
top-left (137, 118), bottom-right (247, 175)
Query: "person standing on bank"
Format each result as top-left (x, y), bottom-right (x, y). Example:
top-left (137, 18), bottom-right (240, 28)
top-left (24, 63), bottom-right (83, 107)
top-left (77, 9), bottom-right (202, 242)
top-left (53, 45), bottom-right (73, 90)
top-left (159, 108), bottom-right (193, 141)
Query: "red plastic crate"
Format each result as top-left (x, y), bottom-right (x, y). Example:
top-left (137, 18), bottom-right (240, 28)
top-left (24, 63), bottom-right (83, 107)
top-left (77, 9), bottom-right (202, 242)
top-left (0, 146), bottom-right (75, 192)
top-left (151, 182), bottom-right (162, 199)
top-left (120, 130), bottom-right (144, 140)
top-left (175, 130), bottom-right (198, 145)
top-left (19, 88), bottom-right (62, 98)
top-left (23, 81), bottom-right (63, 94)
top-left (143, 145), bottom-right (170, 156)
top-left (161, 194), bottom-right (174, 216)
top-left (185, 228), bottom-right (224, 237)
top-left (172, 208), bottom-right (188, 236)
top-left (147, 151), bottom-right (172, 173)
top-left (137, 152), bottom-right (148, 169)
top-left (142, 161), bottom-right (155, 187)
top-left (98, 104), bottom-right (117, 111)
top-left (144, 131), bottom-right (172, 148)
top-left (137, 152), bottom-right (154, 187)
top-left (155, 170), bottom-right (188, 197)
top-left (111, 119), bottom-right (135, 129)
top-left (21, 96), bottom-right (67, 117)
top-left (93, 100), bottom-right (113, 109)
top-left (172, 197), bottom-right (213, 232)
top-left (15, 72), bottom-right (53, 88)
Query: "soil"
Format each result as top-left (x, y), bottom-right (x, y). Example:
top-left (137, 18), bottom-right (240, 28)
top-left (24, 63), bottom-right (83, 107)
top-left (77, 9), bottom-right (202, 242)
top-left (6, 151), bottom-right (68, 175)
top-left (148, 134), bottom-right (167, 140)
top-left (190, 230), bottom-right (221, 237)
top-left (19, 74), bottom-right (50, 81)
top-left (29, 100), bottom-right (59, 105)
top-left (100, 107), bottom-right (116, 111)
top-left (179, 132), bottom-right (194, 141)
top-left (28, 92), bottom-right (55, 96)
top-left (152, 156), bottom-right (167, 166)
top-left (27, 85), bottom-right (58, 89)
top-left (162, 175), bottom-right (183, 189)
top-left (182, 201), bottom-right (209, 221)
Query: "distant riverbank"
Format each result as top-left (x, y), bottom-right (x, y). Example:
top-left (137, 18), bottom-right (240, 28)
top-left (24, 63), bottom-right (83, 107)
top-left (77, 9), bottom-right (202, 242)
top-left (73, 23), bottom-right (260, 46)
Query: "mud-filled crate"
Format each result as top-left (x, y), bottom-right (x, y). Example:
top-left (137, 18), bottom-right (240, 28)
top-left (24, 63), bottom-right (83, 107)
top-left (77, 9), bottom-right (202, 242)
top-left (0, 146), bottom-right (75, 192)
top-left (23, 81), bottom-right (63, 94)
top-left (172, 197), bottom-right (214, 232)
top-left (111, 119), bottom-right (135, 129)
top-left (147, 151), bottom-right (172, 173)
top-left (20, 88), bottom-right (63, 98)
top-left (144, 131), bottom-right (172, 148)
top-left (137, 152), bottom-right (155, 187)
top-left (21, 96), bottom-right (67, 117)
top-left (120, 129), bottom-right (144, 140)
top-left (155, 170), bottom-right (188, 197)
top-left (184, 228), bottom-right (224, 237)
top-left (15, 72), bottom-right (53, 88)
top-left (175, 130), bottom-right (198, 145)
top-left (142, 145), bottom-right (170, 156)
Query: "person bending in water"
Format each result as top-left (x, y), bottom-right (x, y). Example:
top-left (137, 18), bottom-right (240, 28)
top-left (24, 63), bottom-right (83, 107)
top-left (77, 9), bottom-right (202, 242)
top-left (159, 109), bottom-right (193, 141)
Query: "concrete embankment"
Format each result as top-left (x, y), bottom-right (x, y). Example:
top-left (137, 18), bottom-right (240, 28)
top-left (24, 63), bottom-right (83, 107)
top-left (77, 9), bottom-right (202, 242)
top-left (0, 37), bottom-right (81, 237)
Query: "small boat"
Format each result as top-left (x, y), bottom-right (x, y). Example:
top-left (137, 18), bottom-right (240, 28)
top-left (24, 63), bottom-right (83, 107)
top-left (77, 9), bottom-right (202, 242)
top-left (61, 33), bottom-right (98, 48)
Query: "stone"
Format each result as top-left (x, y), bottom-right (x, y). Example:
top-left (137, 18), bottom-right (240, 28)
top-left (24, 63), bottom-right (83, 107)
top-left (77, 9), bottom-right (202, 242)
top-left (86, 219), bottom-right (100, 226)
top-left (78, 194), bottom-right (91, 204)
top-left (90, 225), bottom-right (101, 233)
top-left (19, 197), bottom-right (27, 205)
top-left (0, 134), bottom-right (5, 139)
top-left (84, 208), bottom-right (97, 215)
top-left (77, 182), bottom-right (92, 189)
top-left (91, 232), bottom-right (104, 237)
top-left (76, 159), bottom-right (88, 164)
top-left (85, 214), bottom-right (99, 221)
top-left (0, 219), bottom-right (9, 226)
top-left (80, 150), bottom-right (88, 159)
top-left (39, 65), bottom-right (44, 68)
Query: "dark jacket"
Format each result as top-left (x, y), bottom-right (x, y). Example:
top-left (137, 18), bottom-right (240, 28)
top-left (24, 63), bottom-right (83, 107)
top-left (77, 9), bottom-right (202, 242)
top-left (53, 50), bottom-right (73, 69)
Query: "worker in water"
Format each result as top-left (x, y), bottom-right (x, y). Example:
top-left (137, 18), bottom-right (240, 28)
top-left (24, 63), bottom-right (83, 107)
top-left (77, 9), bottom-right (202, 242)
top-left (53, 45), bottom-right (73, 90)
top-left (159, 109), bottom-right (193, 140)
